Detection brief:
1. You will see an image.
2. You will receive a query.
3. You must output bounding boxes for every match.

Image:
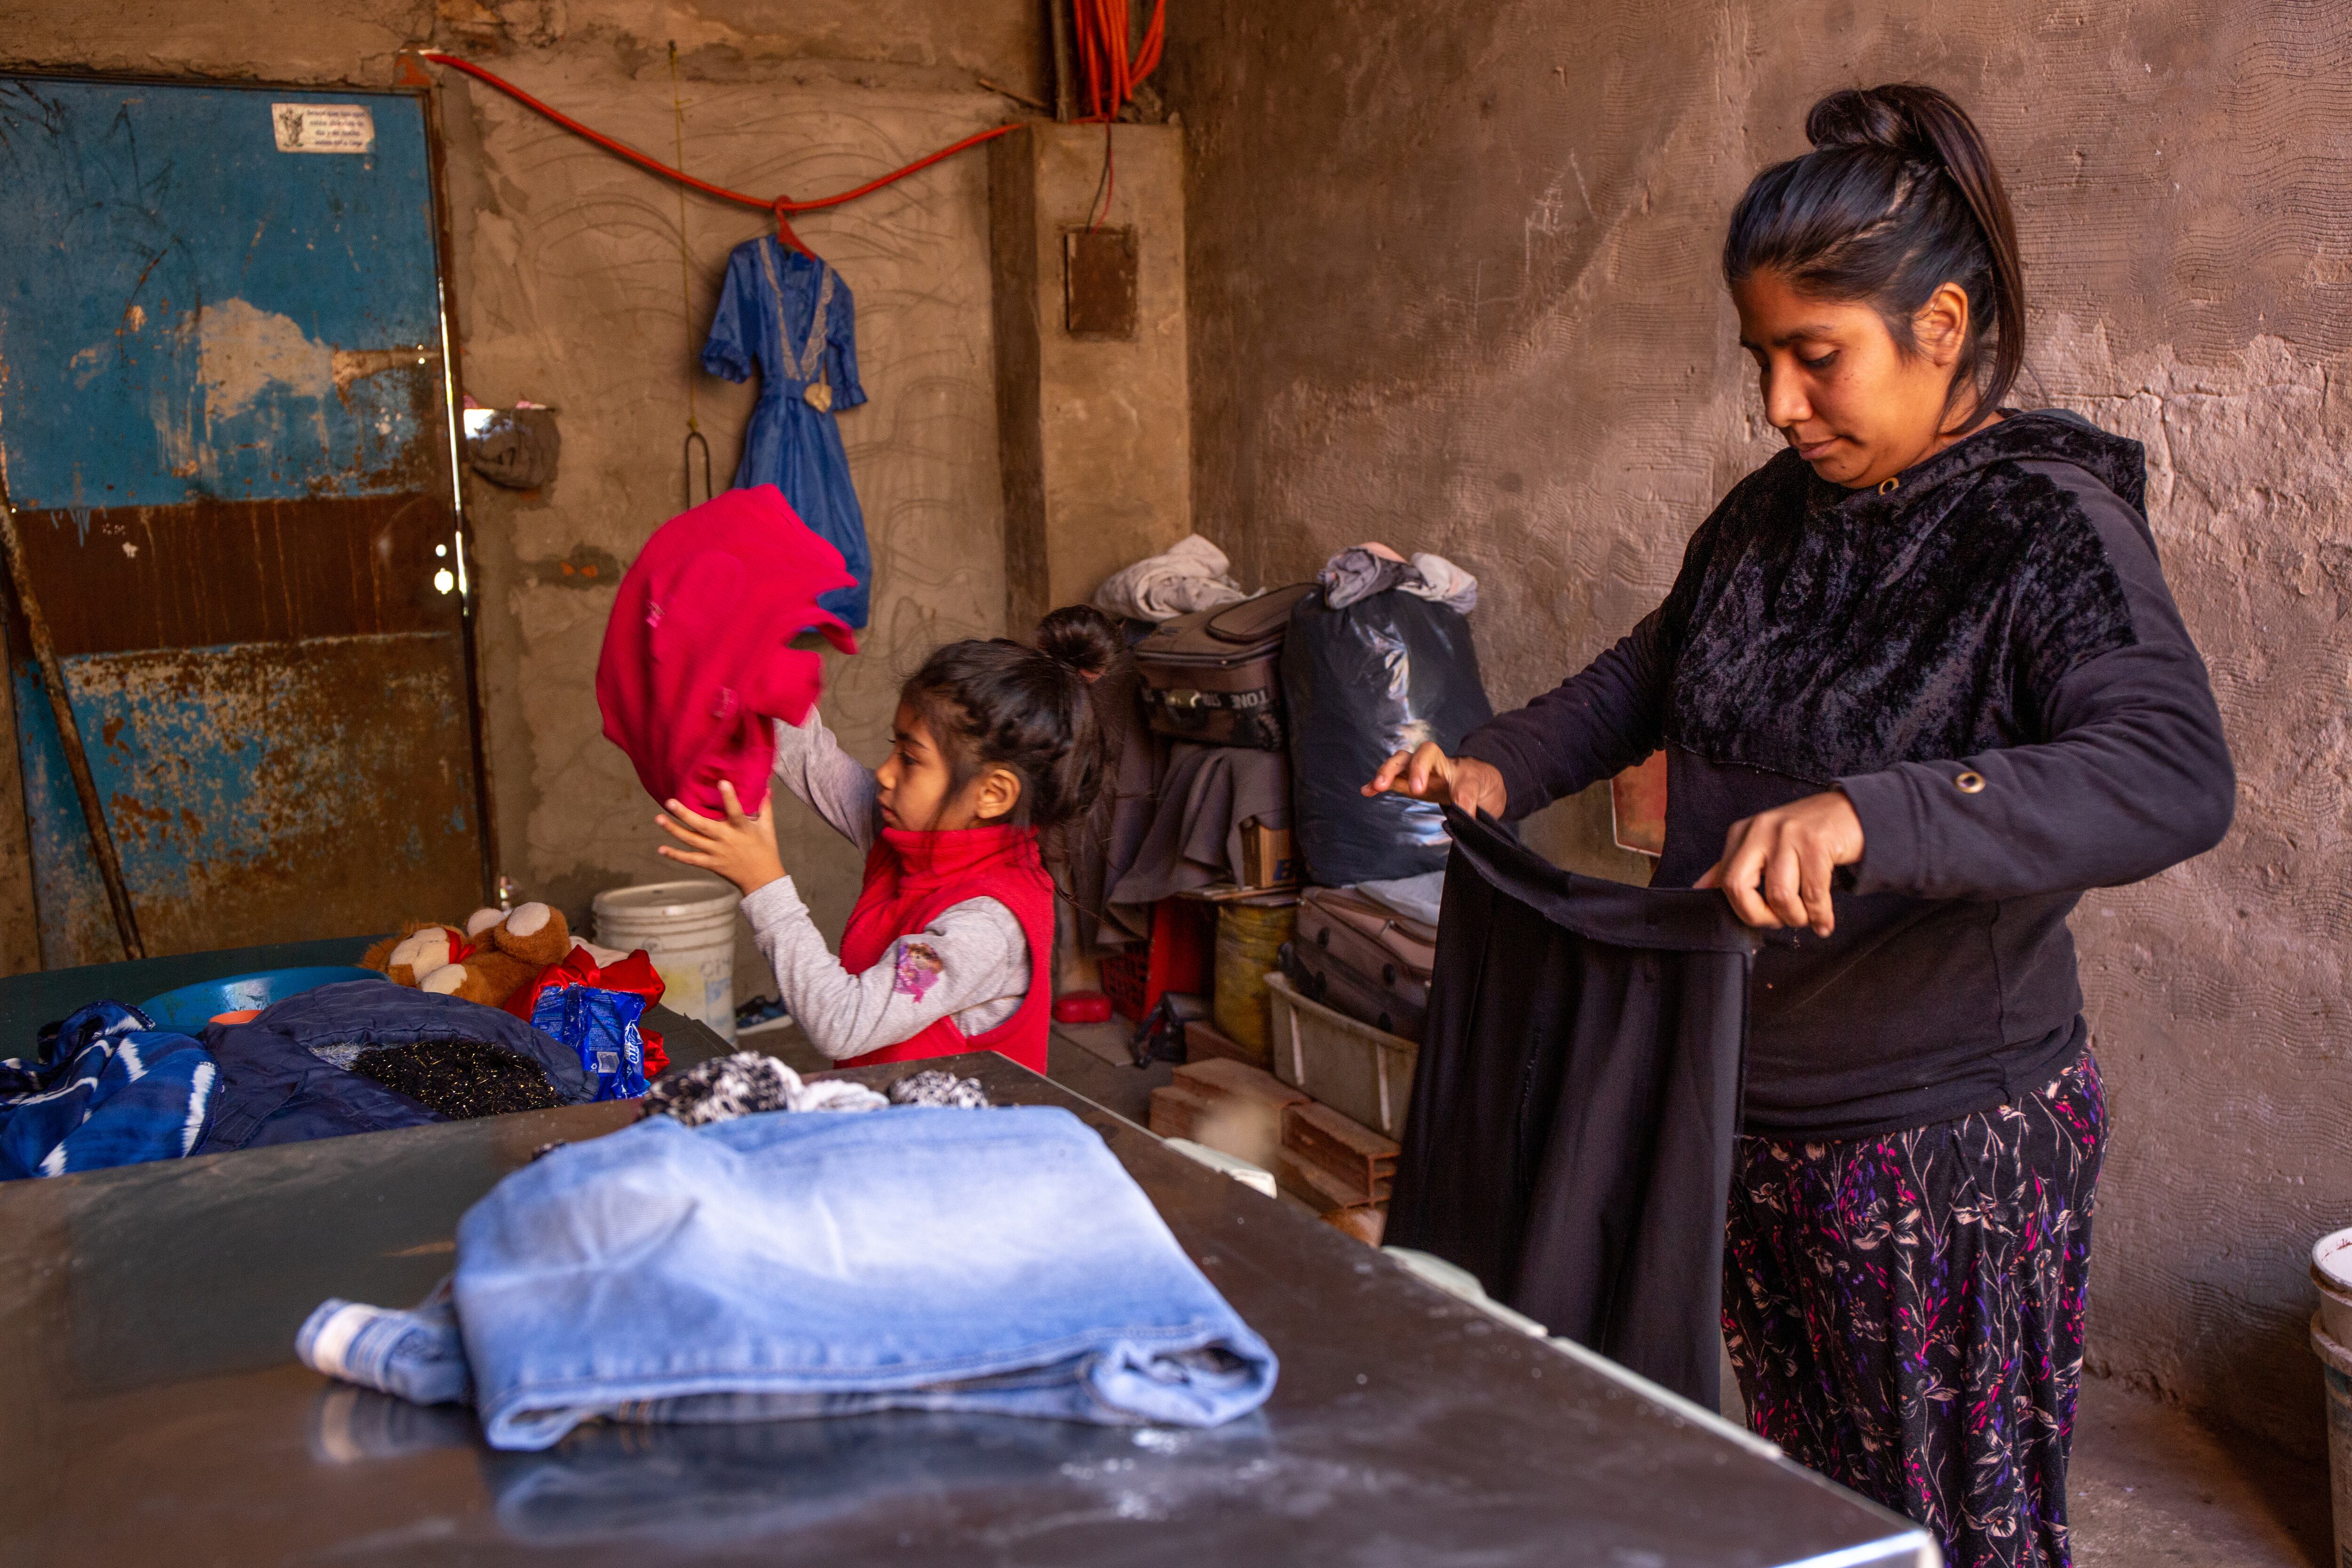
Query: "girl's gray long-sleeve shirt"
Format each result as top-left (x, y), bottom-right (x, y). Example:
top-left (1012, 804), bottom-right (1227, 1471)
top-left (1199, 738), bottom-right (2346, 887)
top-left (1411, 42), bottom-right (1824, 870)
top-left (740, 711), bottom-right (1028, 1060)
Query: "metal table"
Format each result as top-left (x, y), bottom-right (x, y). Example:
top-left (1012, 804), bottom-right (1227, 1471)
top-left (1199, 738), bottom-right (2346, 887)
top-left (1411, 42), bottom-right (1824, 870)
top-left (0, 958), bottom-right (1934, 1566)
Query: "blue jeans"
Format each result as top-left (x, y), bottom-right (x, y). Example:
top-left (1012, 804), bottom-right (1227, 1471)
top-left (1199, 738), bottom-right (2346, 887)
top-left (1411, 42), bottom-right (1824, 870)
top-left (305, 1106), bottom-right (1277, 1450)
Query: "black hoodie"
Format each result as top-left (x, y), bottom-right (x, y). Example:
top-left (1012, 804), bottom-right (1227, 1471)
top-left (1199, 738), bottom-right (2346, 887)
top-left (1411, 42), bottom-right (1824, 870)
top-left (1461, 409), bottom-right (2235, 1138)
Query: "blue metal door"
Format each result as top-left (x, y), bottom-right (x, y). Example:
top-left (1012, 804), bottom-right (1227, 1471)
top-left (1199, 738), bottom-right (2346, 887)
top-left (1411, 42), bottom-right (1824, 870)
top-left (0, 77), bottom-right (486, 966)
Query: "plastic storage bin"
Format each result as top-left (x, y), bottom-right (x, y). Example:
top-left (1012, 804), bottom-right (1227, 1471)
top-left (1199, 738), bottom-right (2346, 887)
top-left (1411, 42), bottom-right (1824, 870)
top-left (1264, 970), bottom-right (1418, 1139)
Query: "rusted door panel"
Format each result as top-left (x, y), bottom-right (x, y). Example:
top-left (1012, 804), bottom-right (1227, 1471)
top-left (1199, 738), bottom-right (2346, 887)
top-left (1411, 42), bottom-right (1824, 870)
top-left (12, 637), bottom-right (480, 959)
top-left (10, 494), bottom-right (453, 654)
top-left (0, 77), bottom-right (484, 967)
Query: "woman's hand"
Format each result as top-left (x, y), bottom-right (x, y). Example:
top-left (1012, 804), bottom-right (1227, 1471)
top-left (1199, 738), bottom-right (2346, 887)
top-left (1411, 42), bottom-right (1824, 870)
top-left (1362, 742), bottom-right (1510, 819)
top-left (656, 780), bottom-right (786, 898)
top-left (1695, 790), bottom-right (1865, 936)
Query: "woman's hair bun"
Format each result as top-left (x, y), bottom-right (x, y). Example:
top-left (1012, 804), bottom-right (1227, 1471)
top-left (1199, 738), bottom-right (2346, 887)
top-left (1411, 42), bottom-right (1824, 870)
top-left (1806, 85), bottom-right (1938, 162)
top-left (1034, 604), bottom-right (1122, 679)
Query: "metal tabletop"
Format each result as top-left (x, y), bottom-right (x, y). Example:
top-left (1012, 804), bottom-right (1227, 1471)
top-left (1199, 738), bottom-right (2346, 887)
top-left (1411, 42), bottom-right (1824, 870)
top-left (0, 959), bottom-right (1933, 1566)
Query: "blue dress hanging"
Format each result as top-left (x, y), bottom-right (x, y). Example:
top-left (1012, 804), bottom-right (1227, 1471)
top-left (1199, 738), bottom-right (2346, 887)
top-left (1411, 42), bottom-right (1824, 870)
top-left (700, 237), bottom-right (872, 628)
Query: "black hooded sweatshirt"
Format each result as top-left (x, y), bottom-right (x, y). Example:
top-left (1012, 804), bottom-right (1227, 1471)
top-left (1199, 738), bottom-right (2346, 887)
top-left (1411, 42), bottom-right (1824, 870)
top-left (1460, 409), bottom-right (2235, 1138)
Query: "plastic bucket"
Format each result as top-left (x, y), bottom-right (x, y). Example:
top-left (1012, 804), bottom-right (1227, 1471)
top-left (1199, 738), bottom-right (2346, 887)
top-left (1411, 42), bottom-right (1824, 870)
top-left (2315, 1228), bottom-right (2352, 1346)
top-left (2312, 1311), bottom-right (2352, 1568)
top-left (592, 880), bottom-right (743, 1042)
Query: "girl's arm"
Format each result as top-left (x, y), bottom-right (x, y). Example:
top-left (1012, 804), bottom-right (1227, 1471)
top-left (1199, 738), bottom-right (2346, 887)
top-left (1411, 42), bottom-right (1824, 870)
top-left (740, 882), bottom-right (1029, 1060)
top-left (771, 709), bottom-right (879, 852)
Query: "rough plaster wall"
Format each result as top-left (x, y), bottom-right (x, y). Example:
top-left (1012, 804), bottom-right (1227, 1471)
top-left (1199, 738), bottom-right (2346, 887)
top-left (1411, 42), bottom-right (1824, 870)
top-left (1166, 0), bottom-right (2352, 1457)
top-left (440, 32), bottom-right (1017, 975)
top-left (0, 0), bottom-right (1036, 984)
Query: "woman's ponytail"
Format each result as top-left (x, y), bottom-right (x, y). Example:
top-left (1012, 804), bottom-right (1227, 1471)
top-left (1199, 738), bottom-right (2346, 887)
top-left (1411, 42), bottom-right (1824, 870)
top-left (1726, 83), bottom-right (2026, 425)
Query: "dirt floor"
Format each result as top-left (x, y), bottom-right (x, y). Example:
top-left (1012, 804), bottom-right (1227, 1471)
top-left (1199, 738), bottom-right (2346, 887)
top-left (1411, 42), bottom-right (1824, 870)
top-left (2070, 1375), bottom-right (2333, 1568)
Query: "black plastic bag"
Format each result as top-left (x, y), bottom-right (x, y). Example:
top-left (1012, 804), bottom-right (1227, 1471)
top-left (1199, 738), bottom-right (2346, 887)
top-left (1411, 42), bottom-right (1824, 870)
top-left (1280, 588), bottom-right (1493, 886)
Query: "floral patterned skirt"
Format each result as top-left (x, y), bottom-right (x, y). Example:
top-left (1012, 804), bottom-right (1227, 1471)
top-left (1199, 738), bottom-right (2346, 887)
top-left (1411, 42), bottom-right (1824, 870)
top-left (1723, 1049), bottom-right (2106, 1568)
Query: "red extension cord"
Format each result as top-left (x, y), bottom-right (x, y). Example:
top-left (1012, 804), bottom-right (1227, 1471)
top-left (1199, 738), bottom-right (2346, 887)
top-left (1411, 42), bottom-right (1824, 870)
top-left (418, 50), bottom-right (1021, 253)
top-left (419, 8), bottom-right (1164, 249)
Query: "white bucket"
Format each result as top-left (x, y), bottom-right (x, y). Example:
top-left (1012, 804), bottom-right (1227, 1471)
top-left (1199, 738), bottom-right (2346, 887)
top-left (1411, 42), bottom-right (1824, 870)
top-left (2312, 1311), bottom-right (2352, 1568)
top-left (2314, 1228), bottom-right (2352, 1345)
top-left (592, 880), bottom-right (743, 1042)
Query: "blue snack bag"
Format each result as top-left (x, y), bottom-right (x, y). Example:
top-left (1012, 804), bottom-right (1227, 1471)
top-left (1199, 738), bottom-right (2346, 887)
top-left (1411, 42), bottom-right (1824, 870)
top-left (528, 985), bottom-right (651, 1101)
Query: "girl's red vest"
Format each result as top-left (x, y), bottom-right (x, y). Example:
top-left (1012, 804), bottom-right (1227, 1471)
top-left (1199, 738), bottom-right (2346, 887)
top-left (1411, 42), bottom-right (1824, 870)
top-left (834, 822), bottom-right (1056, 1075)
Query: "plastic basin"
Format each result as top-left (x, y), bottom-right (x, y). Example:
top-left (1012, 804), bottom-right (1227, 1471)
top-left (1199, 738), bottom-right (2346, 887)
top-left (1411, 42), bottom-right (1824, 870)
top-left (141, 966), bottom-right (380, 1030)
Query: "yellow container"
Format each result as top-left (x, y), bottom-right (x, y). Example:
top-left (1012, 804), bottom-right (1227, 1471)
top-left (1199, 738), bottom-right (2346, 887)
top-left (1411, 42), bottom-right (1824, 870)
top-left (1213, 900), bottom-right (1296, 1061)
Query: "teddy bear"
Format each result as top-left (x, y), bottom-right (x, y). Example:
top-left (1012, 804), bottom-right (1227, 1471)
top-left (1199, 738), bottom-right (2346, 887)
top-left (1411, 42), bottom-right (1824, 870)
top-left (360, 903), bottom-right (573, 1009)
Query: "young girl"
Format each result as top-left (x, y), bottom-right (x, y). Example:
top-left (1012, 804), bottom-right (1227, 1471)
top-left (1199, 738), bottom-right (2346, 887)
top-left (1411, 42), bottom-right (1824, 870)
top-left (653, 610), bottom-right (1115, 1075)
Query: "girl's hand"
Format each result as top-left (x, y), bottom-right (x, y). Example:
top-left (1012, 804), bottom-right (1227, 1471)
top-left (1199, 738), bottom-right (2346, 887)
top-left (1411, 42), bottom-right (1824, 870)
top-left (1363, 742), bottom-right (1510, 819)
top-left (656, 781), bottom-right (786, 897)
top-left (1695, 790), bottom-right (1864, 936)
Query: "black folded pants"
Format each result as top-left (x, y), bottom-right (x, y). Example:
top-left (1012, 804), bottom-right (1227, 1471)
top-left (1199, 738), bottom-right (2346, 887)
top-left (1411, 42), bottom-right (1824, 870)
top-left (1387, 808), bottom-right (1757, 1407)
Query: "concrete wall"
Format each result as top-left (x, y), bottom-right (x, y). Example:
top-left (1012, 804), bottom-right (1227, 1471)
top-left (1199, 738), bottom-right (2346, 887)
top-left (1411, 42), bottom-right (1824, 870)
top-left (992, 122), bottom-right (1192, 634)
top-left (1164, 1), bottom-right (2352, 1456)
top-left (0, 0), bottom-right (1039, 983)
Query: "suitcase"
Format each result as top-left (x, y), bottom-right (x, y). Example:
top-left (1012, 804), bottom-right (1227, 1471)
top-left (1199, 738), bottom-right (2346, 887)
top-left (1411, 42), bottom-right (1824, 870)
top-left (1283, 888), bottom-right (1437, 1041)
top-left (1280, 940), bottom-right (1427, 1044)
top-left (1131, 583), bottom-right (1317, 749)
top-left (1300, 888), bottom-right (1435, 1000)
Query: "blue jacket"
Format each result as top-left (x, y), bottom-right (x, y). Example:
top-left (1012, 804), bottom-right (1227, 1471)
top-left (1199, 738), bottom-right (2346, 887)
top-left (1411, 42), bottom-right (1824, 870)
top-left (0, 1002), bottom-right (219, 1178)
top-left (197, 980), bottom-right (596, 1154)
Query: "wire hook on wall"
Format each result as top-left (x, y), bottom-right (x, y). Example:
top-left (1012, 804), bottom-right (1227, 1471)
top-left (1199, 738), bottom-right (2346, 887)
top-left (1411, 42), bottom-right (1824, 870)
top-left (684, 428), bottom-right (714, 511)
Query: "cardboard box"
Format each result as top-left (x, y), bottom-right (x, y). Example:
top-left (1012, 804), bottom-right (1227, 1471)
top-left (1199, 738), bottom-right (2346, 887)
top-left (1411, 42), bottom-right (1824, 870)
top-left (1238, 816), bottom-right (1297, 889)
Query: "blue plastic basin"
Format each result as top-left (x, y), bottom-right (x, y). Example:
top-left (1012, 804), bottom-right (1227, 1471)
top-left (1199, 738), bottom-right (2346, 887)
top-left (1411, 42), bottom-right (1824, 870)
top-left (140, 966), bottom-right (380, 1030)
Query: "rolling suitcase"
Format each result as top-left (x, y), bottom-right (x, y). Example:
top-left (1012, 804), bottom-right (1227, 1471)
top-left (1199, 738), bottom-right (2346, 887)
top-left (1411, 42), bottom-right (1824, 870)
top-left (1132, 583), bottom-right (1317, 749)
top-left (1282, 888), bottom-right (1439, 1041)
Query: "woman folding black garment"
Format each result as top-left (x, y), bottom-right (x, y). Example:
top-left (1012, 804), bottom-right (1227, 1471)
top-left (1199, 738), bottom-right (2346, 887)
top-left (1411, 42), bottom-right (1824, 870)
top-left (1385, 806), bottom-right (1758, 1410)
top-left (1367, 85), bottom-right (2234, 1568)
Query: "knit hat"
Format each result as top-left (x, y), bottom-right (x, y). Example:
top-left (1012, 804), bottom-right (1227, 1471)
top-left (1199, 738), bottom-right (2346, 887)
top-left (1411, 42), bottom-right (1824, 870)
top-left (596, 486), bottom-right (858, 817)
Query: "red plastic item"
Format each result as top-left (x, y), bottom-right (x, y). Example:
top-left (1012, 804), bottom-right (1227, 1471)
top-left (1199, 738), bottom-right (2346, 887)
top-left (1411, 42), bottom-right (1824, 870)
top-left (1099, 948), bottom-right (1148, 1023)
top-left (1053, 991), bottom-right (1112, 1025)
top-left (1097, 900), bottom-right (1216, 1024)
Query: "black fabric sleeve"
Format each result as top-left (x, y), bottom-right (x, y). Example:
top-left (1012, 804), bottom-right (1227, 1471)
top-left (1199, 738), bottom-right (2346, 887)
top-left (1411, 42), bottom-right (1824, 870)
top-left (1839, 480), bottom-right (2235, 899)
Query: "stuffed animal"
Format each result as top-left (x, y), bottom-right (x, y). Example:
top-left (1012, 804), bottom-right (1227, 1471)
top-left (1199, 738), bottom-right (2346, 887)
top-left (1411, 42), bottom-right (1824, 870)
top-left (360, 903), bottom-right (573, 1009)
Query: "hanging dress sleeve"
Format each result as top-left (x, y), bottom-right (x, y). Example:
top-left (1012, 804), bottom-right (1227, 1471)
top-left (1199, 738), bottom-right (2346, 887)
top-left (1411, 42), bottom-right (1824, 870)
top-left (698, 242), bottom-right (762, 384)
top-left (821, 269), bottom-right (868, 410)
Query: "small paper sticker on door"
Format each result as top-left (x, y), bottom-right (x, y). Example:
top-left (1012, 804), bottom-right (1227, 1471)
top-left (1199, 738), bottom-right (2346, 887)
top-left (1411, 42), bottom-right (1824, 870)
top-left (272, 103), bottom-right (375, 154)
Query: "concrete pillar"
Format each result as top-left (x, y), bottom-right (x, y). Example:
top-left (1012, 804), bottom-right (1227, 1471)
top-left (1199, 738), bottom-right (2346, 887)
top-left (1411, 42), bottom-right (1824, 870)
top-left (990, 123), bottom-right (1190, 633)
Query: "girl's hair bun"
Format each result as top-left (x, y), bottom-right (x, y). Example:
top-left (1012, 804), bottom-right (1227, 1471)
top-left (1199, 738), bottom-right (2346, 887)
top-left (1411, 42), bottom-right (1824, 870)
top-left (1034, 604), bottom-right (1122, 680)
